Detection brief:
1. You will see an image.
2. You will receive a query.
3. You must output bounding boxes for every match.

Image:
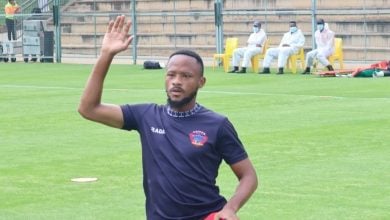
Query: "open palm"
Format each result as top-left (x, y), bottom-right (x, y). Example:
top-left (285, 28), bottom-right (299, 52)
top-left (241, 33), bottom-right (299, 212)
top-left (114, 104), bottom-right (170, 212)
top-left (101, 15), bottom-right (133, 55)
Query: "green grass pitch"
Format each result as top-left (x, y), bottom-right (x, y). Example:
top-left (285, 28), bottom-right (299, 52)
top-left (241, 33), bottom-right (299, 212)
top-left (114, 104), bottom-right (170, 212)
top-left (0, 62), bottom-right (389, 219)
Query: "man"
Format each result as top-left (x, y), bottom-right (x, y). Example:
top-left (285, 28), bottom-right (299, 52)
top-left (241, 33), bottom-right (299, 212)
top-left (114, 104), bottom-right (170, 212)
top-left (4, 0), bottom-right (20, 41)
top-left (228, 20), bottom-right (267, 74)
top-left (78, 15), bottom-right (258, 220)
top-left (301, 18), bottom-right (335, 74)
top-left (260, 21), bottom-right (305, 74)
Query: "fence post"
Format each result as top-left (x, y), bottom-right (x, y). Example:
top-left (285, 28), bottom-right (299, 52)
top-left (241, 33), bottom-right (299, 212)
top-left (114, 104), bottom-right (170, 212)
top-left (53, 0), bottom-right (61, 63)
top-left (311, 0), bottom-right (317, 50)
top-left (131, 0), bottom-right (137, 65)
top-left (214, 0), bottom-right (223, 54)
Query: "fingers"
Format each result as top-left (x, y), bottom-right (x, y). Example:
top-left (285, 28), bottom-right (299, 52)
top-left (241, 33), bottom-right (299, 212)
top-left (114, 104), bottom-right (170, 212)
top-left (107, 20), bottom-right (114, 33)
top-left (113, 16), bottom-right (124, 32)
top-left (109, 15), bottom-right (131, 34)
top-left (123, 20), bottom-right (132, 34)
top-left (118, 15), bottom-right (125, 30)
top-left (125, 35), bottom-right (134, 46)
top-left (106, 15), bottom-right (133, 46)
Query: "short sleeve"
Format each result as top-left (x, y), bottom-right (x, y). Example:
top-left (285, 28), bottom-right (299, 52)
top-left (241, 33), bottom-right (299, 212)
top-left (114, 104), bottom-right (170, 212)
top-left (216, 119), bottom-right (248, 165)
top-left (120, 104), bottom-right (153, 131)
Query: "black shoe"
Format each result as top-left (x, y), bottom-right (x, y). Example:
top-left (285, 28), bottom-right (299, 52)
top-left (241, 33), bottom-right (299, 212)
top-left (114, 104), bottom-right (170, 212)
top-left (259, 67), bottom-right (270, 74)
top-left (277, 67), bottom-right (284, 74)
top-left (301, 67), bottom-right (310, 74)
top-left (237, 68), bottom-right (246, 74)
top-left (228, 66), bottom-right (239, 73)
top-left (327, 65), bottom-right (334, 71)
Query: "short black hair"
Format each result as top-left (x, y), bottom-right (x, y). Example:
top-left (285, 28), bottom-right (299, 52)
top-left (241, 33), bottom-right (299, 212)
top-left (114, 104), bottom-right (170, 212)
top-left (253, 21), bottom-right (261, 28)
top-left (289, 21), bottom-right (297, 26)
top-left (317, 18), bottom-right (325, 24)
top-left (168, 49), bottom-right (204, 75)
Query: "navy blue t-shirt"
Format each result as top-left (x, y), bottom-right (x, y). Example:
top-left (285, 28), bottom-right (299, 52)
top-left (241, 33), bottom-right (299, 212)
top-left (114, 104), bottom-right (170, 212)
top-left (121, 103), bottom-right (248, 220)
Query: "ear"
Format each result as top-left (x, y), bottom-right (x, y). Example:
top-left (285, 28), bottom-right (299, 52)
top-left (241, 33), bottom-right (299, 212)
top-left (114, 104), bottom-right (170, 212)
top-left (198, 76), bottom-right (206, 89)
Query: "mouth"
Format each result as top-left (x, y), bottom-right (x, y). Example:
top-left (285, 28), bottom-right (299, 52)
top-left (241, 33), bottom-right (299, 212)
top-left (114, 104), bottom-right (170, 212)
top-left (169, 87), bottom-right (184, 96)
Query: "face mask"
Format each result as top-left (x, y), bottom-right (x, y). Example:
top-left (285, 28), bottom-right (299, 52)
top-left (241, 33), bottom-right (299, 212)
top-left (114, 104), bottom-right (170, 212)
top-left (290, 26), bottom-right (297, 33)
top-left (253, 27), bottom-right (259, 33)
top-left (317, 24), bottom-right (324, 31)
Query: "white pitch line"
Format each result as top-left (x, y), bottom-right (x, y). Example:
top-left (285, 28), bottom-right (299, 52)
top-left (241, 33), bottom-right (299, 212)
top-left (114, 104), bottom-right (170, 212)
top-left (200, 90), bottom-right (390, 101)
top-left (0, 84), bottom-right (127, 91)
top-left (1, 84), bottom-right (390, 100)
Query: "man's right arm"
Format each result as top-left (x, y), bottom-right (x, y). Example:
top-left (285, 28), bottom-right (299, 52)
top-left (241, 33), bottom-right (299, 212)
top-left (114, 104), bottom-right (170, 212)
top-left (78, 15), bottom-right (133, 129)
top-left (78, 53), bottom-right (124, 128)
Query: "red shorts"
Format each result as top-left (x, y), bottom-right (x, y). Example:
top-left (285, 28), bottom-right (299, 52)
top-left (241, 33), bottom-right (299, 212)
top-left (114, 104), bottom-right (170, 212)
top-left (204, 212), bottom-right (217, 220)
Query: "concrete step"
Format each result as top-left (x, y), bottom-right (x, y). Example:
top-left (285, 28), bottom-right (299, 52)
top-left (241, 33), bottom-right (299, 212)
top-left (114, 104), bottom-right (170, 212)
top-left (63, 0), bottom-right (389, 14)
top-left (69, 0), bottom-right (384, 12)
top-left (59, 20), bottom-right (217, 34)
top-left (58, 14), bottom-right (390, 37)
top-left (62, 40), bottom-right (390, 60)
top-left (59, 30), bottom-right (390, 52)
top-left (61, 32), bottom-right (216, 45)
top-left (61, 44), bottom-right (215, 58)
top-left (70, 0), bottom-right (130, 12)
top-left (71, 0), bottom-right (213, 12)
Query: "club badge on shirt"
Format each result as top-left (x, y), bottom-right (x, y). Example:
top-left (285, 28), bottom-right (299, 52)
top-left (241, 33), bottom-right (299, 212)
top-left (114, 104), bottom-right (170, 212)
top-left (189, 130), bottom-right (208, 147)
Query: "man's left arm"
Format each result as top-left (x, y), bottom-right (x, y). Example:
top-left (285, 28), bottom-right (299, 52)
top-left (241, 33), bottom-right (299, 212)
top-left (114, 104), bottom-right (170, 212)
top-left (215, 158), bottom-right (258, 220)
top-left (326, 31), bottom-right (335, 50)
top-left (289, 32), bottom-right (305, 51)
top-left (256, 31), bottom-right (266, 48)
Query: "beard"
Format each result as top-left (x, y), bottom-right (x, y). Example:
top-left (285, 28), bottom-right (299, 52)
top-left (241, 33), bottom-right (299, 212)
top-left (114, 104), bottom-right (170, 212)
top-left (167, 90), bottom-right (197, 109)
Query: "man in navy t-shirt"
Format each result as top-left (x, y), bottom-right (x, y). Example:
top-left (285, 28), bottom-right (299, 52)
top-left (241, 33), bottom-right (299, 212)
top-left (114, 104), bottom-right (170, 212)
top-left (79, 15), bottom-right (258, 220)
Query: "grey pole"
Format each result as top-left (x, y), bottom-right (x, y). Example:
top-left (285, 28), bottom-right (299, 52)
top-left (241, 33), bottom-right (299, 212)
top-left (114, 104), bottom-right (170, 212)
top-left (264, 0), bottom-right (268, 31)
top-left (131, 0), bottom-right (137, 64)
top-left (173, 0), bottom-right (177, 49)
top-left (53, 0), bottom-right (61, 63)
top-left (363, 0), bottom-right (367, 63)
top-left (311, 0), bottom-right (317, 49)
top-left (93, 0), bottom-right (97, 58)
top-left (214, 0), bottom-right (223, 54)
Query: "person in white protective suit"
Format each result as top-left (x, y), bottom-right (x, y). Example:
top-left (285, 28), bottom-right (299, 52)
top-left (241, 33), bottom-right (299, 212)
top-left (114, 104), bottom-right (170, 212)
top-left (302, 18), bottom-right (335, 74)
top-left (260, 21), bottom-right (305, 74)
top-left (228, 20), bottom-right (267, 74)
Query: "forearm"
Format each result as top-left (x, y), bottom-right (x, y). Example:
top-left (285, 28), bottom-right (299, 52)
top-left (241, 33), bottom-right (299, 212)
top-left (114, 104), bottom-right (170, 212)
top-left (224, 171), bottom-right (258, 213)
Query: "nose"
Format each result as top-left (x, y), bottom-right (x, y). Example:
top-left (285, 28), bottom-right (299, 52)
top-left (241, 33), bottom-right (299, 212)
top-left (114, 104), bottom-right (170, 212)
top-left (171, 75), bottom-right (183, 85)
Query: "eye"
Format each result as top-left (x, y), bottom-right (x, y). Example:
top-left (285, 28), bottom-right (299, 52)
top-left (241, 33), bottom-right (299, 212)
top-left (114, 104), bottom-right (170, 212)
top-left (183, 73), bottom-right (193, 78)
top-left (166, 72), bottom-right (175, 78)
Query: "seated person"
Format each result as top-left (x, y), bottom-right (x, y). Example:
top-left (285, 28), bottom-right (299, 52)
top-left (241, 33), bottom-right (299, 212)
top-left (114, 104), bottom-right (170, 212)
top-left (260, 21), bottom-right (305, 74)
top-left (228, 20), bottom-right (267, 74)
top-left (302, 18), bottom-right (335, 74)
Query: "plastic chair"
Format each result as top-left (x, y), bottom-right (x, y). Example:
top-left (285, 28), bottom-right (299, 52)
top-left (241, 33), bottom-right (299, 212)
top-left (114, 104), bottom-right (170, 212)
top-left (328, 38), bottom-right (344, 69)
top-left (312, 37), bottom-right (344, 72)
top-left (250, 39), bottom-right (269, 73)
top-left (213, 37), bottom-right (239, 72)
top-left (287, 47), bottom-right (305, 74)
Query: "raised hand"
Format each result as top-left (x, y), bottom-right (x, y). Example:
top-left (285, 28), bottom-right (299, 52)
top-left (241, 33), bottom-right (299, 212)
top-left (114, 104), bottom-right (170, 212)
top-left (101, 15), bottom-right (133, 56)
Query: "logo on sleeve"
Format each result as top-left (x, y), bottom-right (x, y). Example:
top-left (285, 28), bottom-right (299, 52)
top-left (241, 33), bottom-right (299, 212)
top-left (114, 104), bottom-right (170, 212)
top-left (189, 130), bottom-right (208, 147)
